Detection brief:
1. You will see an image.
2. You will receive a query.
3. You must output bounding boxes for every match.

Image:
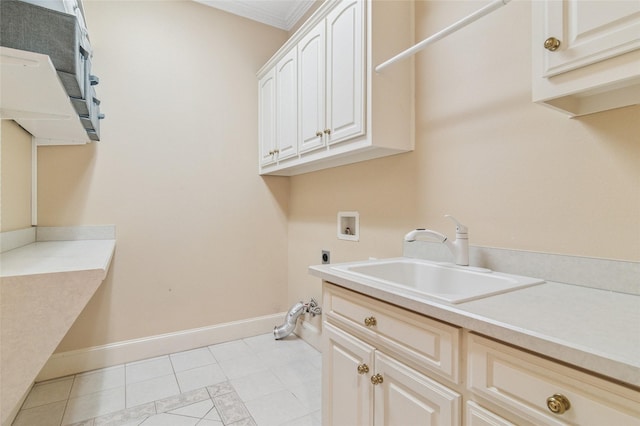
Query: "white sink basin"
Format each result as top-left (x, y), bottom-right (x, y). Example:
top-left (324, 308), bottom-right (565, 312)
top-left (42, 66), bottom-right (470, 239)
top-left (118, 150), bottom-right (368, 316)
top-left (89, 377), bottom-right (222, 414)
top-left (331, 258), bottom-right (544, 303)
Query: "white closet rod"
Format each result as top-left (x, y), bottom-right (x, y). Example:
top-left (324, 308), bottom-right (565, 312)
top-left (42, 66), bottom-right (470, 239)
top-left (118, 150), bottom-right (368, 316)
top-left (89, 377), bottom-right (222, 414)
top-left (375, 0), bottom-right (512, 73)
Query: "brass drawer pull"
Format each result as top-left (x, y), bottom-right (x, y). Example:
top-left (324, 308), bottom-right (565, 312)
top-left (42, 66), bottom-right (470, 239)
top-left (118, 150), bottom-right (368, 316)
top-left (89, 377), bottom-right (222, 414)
top-left (370, 374), bottom-right (383, 385)
top-left (324, 128), bottom-right (331, 134)
top-left (316, 131), bottom-right (323, 137)
top-left (544, 37), bottom-right (561, 51)
top-left (364, 316), bottom-right (377, 327)
top-left (357, 363), bottom-right (369, 375)
top-left (546, 393), bottom-right (571, 414)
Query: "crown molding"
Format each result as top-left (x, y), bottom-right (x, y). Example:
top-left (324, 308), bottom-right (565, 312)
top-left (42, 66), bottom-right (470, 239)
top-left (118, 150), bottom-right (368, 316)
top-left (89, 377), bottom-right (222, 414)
top-left (193, 0), bottom-right (315, 31)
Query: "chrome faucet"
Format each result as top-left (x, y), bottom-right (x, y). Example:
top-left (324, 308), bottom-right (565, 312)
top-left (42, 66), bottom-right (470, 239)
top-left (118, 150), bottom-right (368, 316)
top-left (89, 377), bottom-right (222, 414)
top-left (404, 215), bottom-right (469, 266)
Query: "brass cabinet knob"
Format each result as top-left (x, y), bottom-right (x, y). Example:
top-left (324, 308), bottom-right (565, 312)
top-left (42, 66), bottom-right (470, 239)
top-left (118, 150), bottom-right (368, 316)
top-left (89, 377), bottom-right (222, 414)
top-left (364, 316), bottom-right (377, 327)
top-left (544, 37), bottom-right (561, 51)
top-left (324, 128), bottom-right (331, 134)
top-left (546, 393), bottom-right (571, 414)
top-left (315, 131), bottom-right (323, 137)
top-left (268, 150), bottom-right (274, 155)
top-left (370, 374), bottom-right (384, 385)
top-left (357, 363), bottom-right (369, 375)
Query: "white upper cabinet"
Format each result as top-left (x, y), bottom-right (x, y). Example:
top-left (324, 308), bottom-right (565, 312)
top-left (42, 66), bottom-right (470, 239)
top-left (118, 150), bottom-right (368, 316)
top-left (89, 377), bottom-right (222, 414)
top-left (299, 0), bottom-right (364, 154)
top-left (541, 0), bottom-right (640, 77)
top-left (260, 49), bottom-right (300, 166)
top-left (257, 0), bottom-right (414, 176)
top-left (275, 49), bottom-right (298, 162)
top-left (532, 0), bottom-right (640, 117)
top-left (258, 68), bottom-right (276, 166)
top-left (298, 21), bottom-right (326, 154)
top-left (325, 0), bottom-right (364, 145)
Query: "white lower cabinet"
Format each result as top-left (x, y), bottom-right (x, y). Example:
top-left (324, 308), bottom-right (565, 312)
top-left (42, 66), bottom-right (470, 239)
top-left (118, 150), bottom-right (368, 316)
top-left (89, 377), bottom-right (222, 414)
top-left (323, 322), bottom-right (461, 426)
top-left (374, 352), bottom-right (460, 426)
top-left (323, 322), bottom-right (374, 425)
top-left (465, 402), bottom-right (515, 426)
top-left (322, 283), bottom-right (640, 426)
top-left (323, 283), bottom-right (462, 426)
top-left (467, 333), bottom-right (640, 426)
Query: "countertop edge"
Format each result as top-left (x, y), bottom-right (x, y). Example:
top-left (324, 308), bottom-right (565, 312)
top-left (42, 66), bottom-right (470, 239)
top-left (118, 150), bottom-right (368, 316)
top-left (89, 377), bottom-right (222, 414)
top-left (0, 239), bottom-right (116, 279)
top-left (309, 264), bottom-right (640, 388)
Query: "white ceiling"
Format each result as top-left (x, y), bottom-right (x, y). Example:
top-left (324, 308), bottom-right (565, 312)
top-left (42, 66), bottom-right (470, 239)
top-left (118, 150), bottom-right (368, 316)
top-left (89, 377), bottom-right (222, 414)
top-left (193, 0), bottom-right (316, 31)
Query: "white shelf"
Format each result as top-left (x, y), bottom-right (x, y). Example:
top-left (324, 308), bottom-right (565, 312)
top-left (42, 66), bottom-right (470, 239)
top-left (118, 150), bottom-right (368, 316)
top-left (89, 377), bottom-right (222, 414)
top-left (0, 47), bottom-right (89, 145)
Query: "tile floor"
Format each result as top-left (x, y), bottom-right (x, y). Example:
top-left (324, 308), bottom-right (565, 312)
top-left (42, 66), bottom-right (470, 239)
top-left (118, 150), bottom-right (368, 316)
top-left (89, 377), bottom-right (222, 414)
top-left (13, 334), bottom-right (322, 426)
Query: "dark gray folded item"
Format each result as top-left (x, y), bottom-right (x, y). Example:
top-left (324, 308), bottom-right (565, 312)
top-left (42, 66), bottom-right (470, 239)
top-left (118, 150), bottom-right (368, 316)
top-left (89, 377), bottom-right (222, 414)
top-left (71, 96), bottom-right (90, 116)
top-left (1, 0), bottom-right (87, 97)
top-left (1, 0), bottom-right (103, 142)
top-left (58, 70), bottom-right (84, 98)
top-left (79, 96), bottom-right (101, 136)
top-left (1, 0), bottom-right (82, 71)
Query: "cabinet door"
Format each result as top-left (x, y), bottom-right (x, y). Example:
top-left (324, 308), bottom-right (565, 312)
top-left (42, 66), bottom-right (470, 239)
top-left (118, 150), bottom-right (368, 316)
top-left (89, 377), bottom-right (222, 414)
top-left (275, 49), bottom-right (298, 161)
top-left (374, 352), bottom-right (461, 426)
top-left (298, 21), bottom-right (326, 154)
top-left (323, 322), bottom-right (374, 426)
top-left (540, 0), bottom-right (640, 77)
top-left (325, 0), bottom-right (364, 145)
top-left (258, 68), bottom-right (276, 166)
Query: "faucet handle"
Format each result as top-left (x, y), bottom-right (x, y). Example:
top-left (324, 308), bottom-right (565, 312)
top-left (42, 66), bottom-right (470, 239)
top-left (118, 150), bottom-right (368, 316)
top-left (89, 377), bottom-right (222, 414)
top-left (444, 215), bottom-right (468, 236)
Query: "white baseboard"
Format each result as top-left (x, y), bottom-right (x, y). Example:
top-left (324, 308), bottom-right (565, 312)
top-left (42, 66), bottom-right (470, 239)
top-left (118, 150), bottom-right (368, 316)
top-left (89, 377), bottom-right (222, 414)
top-left (37, 312), bottom-right (286, 381)
top-left (294, 317), bottom-right (323, 351)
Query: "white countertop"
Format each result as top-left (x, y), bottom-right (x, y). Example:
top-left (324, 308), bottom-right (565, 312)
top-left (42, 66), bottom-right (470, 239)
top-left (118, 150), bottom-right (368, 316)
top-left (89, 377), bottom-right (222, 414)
top-left (1, 228), bottom-right (116, 424)
top-left (0, 239), bottom-right (116, 278)
top-left (309, 262), bottom-right (640, 388)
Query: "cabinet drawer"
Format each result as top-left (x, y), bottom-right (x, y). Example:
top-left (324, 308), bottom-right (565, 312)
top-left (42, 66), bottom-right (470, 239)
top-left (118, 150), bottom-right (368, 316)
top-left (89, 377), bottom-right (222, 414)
top-left (468, 333), bottom-right (640, 425)
top-left (323, 283), bottom-right (460, 384)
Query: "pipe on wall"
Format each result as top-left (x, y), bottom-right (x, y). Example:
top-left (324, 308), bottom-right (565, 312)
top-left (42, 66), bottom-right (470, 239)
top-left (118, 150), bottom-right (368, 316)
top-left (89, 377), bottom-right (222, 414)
top-left (274, 298), bottom-right (321, 340)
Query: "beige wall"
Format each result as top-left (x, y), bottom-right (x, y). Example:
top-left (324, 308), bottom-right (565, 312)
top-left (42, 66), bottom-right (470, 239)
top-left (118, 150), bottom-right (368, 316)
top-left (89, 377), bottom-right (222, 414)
top-left (287, 0), bottom-right (640, 310)
top-left (31, 0), bottom-right (640, 355)
top-left (0, 121), bottom-right (32, 232)
top-left (37, 0), bottom-right (290, 352)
